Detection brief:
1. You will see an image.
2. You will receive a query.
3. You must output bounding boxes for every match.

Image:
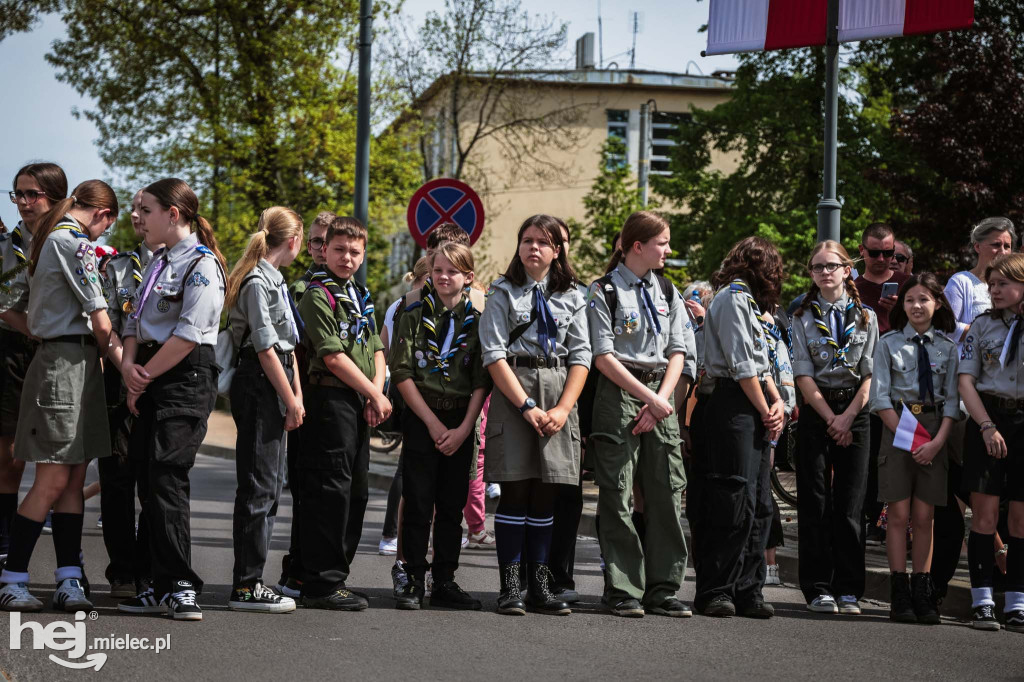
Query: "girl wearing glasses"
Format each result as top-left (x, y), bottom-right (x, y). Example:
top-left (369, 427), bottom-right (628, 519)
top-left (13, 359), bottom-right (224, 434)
top-left (0, 162), bottom-right (67, 573)
top-left (790, 240), bottom-right (878, 617)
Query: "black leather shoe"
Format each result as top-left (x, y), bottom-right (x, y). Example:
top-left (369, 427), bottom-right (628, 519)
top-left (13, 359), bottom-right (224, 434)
top-left (552, 587), bottom-right (581, 604)
top-left (430, 580), bottom-right (482, 610)
top-left (607, 597), bottom-right (644, 618)
top-left (300, 588), bottom-right (368, 611)
top-left (701, 594), bottom-right (736, 617)
top-left (739, 597), bottom-right (775, 619)
top-left (395, 580), bottom-right (424, 610)
top-left (645, 597), bottom-right (692, 618)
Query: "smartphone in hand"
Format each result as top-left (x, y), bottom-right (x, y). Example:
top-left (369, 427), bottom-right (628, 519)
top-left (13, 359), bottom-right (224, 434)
top-left (881, 282), bottom-right (899, 299)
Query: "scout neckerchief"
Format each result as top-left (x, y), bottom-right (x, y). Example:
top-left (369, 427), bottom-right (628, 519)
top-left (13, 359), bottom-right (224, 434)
top-left (422, 290), bottom-right (474, 381)
top-left (809, 296), bottom-right (856, 368)
top-left (531, 282), bottom-right (558, 356)
top-left (129, 247), bottom-right (144, 286)
top-left (637, 278), bottom-right (662, 335)
top-left (309, 270), bottom-right (375, 344)
top-left (10, 222), bottom-right (28, 264)
top-left (131, 253), bottom-right (168, 320)
top-left (911, 331), bottom-right (936, 404)
top-left (999, 314), bottom-right (1023, 368)
top-left (729, 279), bottom-right (780, 371)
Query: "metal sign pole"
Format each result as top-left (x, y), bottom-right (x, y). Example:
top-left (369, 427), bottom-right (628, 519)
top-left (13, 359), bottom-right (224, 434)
top-left (817, 0), bottom-right (841, 243)
top-left (354, 0), bottom-right (372, 285)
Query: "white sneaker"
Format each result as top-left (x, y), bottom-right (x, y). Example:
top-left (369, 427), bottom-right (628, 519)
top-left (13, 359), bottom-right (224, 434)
top-left (52, 578), bottom-right (92, 612)
top-left (167, 588), bottom-right (202, 621)
top-left (228, 581), bottom-right (296, 613)
top-left (460, 536), bottom-right (470, 549)
top-left (378, 537), bottom-right (398, 556)
top-left (838, 595), bottom-right (861, 615)
top-left (0, 582), bottom-right (43, 612)
top-left (424, 570), bottom-right (433, 598)
top-left (486, 483), bottom-right (501, 499)
top-left (808, 594), bottom-right (838, 614)
top-left (466, 530), bottom-right (496, 550)
top-left (765, 564), bottom-right (781, 586)
top-left (391, 561), bottom-right (409, 598)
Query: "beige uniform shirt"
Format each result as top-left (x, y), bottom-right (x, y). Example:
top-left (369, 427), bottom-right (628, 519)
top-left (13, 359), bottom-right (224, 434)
top-left (958, 312), bottom-right (1024, 400)
top-left (228, 259), bottom-right (299, 353)
top-left (0, 220), bottom-right (34, 330)
top-left (790, 293), bottom-right (878, 388)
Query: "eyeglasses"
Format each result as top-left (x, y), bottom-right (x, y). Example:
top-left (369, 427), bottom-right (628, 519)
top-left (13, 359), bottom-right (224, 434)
top-left (865, 248), bottom-right (895, 259)
top-left (8, 189), bottom-right (50, 205)
top-left (892, 254), bottom-right (909, 264)
top-left (809, 262), bottom-right (844, 274)
top-left (308, 237), bottom-right (325, 250)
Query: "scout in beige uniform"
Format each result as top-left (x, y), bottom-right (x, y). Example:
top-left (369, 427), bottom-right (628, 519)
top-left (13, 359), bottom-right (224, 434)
top-left (585, 212), bottom-right (690, 619)
top-left (0, 181), bottom-right (117, 613)
top-left (0, 162), bottom-right (66, 566)
top-left (868, 273), bottom-right (960, 625)
top-left (391, 242), bottom-right (489, 611)
top-left (480, 215), bottom-right (590, 616)
top-left (790, 240), bottom-right (878, 616)
top-left (957, 253), bottom-right (1024, 632)
top-left (224, 207), bottom-right (304, 614)
top-left (117, 178), bottom-right (227, 622)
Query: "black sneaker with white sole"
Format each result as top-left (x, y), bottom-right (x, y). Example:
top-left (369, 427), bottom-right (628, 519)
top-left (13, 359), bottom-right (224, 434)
top-left (229, 581), bottom-right (296, 613)
top-left (167, 589), bottom-right (202, 621)
top-left (1005, 609), bottom-right (1024, 633)
top-left (971, 604), bottom-right (1000, 631)
top-left (300, 588), bottom-right (368, 611)
top-left (118, 588), bottom-right (166, 614)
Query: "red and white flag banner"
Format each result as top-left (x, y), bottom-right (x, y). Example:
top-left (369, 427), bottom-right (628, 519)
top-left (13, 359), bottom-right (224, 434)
top-left (705, 0), bottom-right (974, 56)
top-left (892, 407), bottom-right (932, 453)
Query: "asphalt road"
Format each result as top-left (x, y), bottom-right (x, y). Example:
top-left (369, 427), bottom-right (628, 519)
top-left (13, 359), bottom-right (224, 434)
top-left (0, 455), bottom-right (1020, 681)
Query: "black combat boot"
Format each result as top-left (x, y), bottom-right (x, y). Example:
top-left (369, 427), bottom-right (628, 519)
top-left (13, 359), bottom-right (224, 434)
top-left (496, 562), bottom-right (526, 616)
top-left (889, 572), bottom-right (916, 623)
top-left (526, 563), bottom-right (570, 615)
top-left (911, 572), bottom-right (940, 625)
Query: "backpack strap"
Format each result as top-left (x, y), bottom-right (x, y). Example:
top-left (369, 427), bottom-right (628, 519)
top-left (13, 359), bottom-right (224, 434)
top-left (307, 280), bottom-right (337, 312)
top-left (596, 274), bottom-right (617, 322)
top-left (385, 293), bottom-right (409, 365)
top-left (656, 274), bottom-right (675, 303)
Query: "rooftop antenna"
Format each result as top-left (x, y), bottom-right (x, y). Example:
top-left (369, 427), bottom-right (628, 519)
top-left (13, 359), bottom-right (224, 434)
top-left (597, 0), bottom-right (604, 68)
top-left (628, 10), bottom-right (644, 70)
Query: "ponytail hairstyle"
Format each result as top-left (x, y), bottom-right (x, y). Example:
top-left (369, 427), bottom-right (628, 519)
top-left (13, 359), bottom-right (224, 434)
top-left (403, 256), bottom-right (430, 285)
top-left (712, 236), bottom-right (784, 312)
top-left (887, 272), bottom-right (956, 334)
top-left (503, 214), bottom-right (577, 292)
top-left (224, 206), bottom-right (304, 310)
top-left (605, 211), bottom-right (669, 274)
top-left (797, 240), bottom-right (869, 328)
top-left (13, 162), bottom-right (68, 216)
top-left (28, 179), bottom-right (118, 275)
top-left (144, 178), bottom-right (226, 272)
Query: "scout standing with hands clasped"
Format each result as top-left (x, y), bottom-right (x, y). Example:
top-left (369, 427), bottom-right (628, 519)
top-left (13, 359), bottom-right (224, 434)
top-left (868, 273), bottom-right (960, 625)
top-left (117, 178), bottom-right (227, 622)
top-left (391, 242), bottom-right (489, 611)
top-left (296, 216), bottom-right (390, 612)
top-left (225, 207), bottom-right (305, 613)
top-left (480, 214), bottom-right (590, 616)
top-left (586, 211), bottom-right (692, 619)
top-left (0, 180), bottom-right (117, 612)
top-left (958, 253), bottom-right (1024, 633)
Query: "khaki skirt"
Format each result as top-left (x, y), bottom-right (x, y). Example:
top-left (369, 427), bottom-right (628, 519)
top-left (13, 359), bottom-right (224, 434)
top-left (483, 365), bottom-right (581, 485)
top-left (14, 338), bottom-right (110, 464)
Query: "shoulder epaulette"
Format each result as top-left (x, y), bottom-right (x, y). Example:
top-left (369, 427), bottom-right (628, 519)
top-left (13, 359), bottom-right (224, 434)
top-left (403, 300), bottom-right (424, 313)
top-left (195, 245), bottom-right (214, 256)
top-left (880, 329), bottom-right (899, 339)
top-left (729, 283), bottom-right (744, 293)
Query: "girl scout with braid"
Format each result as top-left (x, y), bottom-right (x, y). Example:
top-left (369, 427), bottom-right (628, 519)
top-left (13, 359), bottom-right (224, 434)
top-left (480, 214), bottom-right (590, 617)
top-left (295, 216), bottom-right (389, 612)
top-left (0, 180), bottom-right (117, 612)
top-left (790, 240), bottom-right (878, 617)
top-left (391, 242), bottom-right (489, 611)
top-left (691, 237), bottom-right (785, 618)
top-left (957, 253), bottom-right (1024, 633)
top-left (586, 211), bottom-right (691, 619)
top-left (96, 188), bottom-right (163, 599)
top-left (117, 178), bottom-right (227, 622)
top-left (0, 162), bottom-right (67, 567)
top-left (225, 207), bottom-right (305, 613)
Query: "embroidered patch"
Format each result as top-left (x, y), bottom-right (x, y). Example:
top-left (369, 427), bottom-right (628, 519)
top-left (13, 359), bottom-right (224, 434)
top-left (340, 329), bottom-right (349, 339)
top-left (79, 277), bottom-right (88, 286)
top-left (85, 262), bottom-right (94, 272)
top-left (75, 243), bottom-right (87, 260)
top-left (75, 266), bottom-right (84, 275)
top-left (89, 275), bottom-right (97, 283)
top-left (417, 358), bottom-right (427, 368)
top-left (156, 299), bottom-right (170, 313)
top-left (614, 326), bottom-right (623, 335)
top-left (415, 350), bottom-right (424, 360)
top-left (463, 354), bottom-right (471, 367)
top-left (187, 272), bottom-right (210, 287)
top-left (117, 287), bottom-right (129, 298)
top-left (819, 351), bottom-right (829, 360)
top-left (589, 300), bottom-right (596, 308)
top-left (965, 335), bottom-right (974, 343)
top-left (486, 286), bottom-right (496, 298)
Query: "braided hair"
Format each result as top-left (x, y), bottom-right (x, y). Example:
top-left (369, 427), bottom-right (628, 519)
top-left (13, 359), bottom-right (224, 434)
top-left (797, 240), bottom-right (869, 328)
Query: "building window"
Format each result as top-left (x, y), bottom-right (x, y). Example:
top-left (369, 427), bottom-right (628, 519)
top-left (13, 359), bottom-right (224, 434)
top-left (606, 109), bottom-right (629, 168)
top-left (650, 111), bottom-right (691, 176)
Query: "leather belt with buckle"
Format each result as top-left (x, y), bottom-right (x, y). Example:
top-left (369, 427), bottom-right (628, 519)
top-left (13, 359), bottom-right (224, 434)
top-left (509, 356), bottom-right (566, 369)
top-left (983, 394), bottom-right (1024, 414)
top-left (421, 394), bottom-right (470, 411)
top-left (897, 400), bottom-right (943, 415)
top-left (824, 387), bottom-right (856, 403)
top-left (625, 366), bottom-right (666, 384)
top-left (239, 345), bottom-right (294, 368)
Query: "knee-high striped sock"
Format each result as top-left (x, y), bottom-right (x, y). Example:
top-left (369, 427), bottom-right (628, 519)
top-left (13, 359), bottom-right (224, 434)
top-left (495, 508), bottom-right (526, 565)
top-left (525, 515), bottom-right (554, 565)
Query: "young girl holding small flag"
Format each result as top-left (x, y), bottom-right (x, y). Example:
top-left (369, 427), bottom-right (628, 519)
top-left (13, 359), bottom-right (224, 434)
top-left (958, 253), bottom-right (1024, 633)
top-left (868, 273), bottom-right (959, 625)
top-left (790, 240), bottom-right (878, 616)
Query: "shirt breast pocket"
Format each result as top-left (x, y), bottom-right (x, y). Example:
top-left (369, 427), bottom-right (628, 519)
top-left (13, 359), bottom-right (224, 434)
top-left (846, 331), bottom-right (869, 363)
top-left (979, 338), bottom-right (1002, 365)
top-left (807, 337), bottom-right (829, 367)
top-left (618, 305), bottom-right (641, 335)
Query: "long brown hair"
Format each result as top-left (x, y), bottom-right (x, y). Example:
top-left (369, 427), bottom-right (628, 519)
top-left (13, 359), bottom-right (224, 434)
top-left (605, 211), bottom-right (669, 274)
top-left (712, 236), bottom-right (784, 311)
top-left (985, 253), bottom-right (1024, 319)
top-left (144, 178), bottom-right (226, 271)
top-left (888, 272), bottom-right (956, 333)
top-left (13, 162), bottom-right (68, 217)
top-left (503, 214), bottom-right (576, 293)
top-left (796, 240), bottom-right (869, 328)
top-left (225, 207), bottom-right (304, 310)
top-left (28, 180), bottom-right (119, 275)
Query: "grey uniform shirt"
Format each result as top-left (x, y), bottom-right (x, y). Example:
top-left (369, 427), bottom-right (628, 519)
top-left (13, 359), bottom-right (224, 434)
top-left (122, 233), bottom-right (225, 345)
top-left (0, 220), bottom-right (34, 330)
top-left (703, 284), bottom-right (772, 381)
top-left (228, 258), bottom-right (298, 354)
top-left (958, 312), bottom-right (1024, 400)
top-left (790, 294), bottom-right (878, 388)
top-left (26, 218), bottom-right (107, 339)
top-left (480, 274), bottom-right (591, 368)
top-left (868, 324), bottom-right (960, 419)
top-left (101, 244), bottom-right (154, 337)
top-left (586, 263), bottom-right (689, 371)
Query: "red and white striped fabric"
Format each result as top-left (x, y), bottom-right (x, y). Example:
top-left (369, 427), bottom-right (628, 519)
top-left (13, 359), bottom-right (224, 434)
top-left (705, 0), bottom-right (974, 56)
top-left (892, 408), bottom-right (932, 453)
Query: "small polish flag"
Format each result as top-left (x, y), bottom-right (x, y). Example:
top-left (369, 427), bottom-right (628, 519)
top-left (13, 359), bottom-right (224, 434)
top-left (892, 408), bottom-right (932, 452)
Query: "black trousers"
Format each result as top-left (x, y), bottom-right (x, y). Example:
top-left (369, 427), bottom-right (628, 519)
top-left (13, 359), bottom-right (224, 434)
top-left (862, 413), bottom-right (885, 530)
top-left (383, 452), bottom-right (403, 539)
top-left (796, 399), bottom-right (870, 601)
top-left (692, 380), bottom-right (771, 611)
top-left (297, 384), bottom-right (369, 597)
top-left (684, 393), bottom-right (709, 556)
top-left (131, 344), bottom-right (218, 597)
top-left (549, 471), bottom-right (584, 590)
top-left (401, 406), bottom-right (473, 583)
top-left (230, 356), bottom-right (291, 587)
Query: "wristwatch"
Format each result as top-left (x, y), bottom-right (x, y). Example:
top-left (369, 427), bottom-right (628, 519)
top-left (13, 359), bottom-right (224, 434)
top-left (519, 397), bottom-right (537, 414)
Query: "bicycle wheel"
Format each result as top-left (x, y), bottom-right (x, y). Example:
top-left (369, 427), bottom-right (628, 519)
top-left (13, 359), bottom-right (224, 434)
top-left (370, 430), bottom-right (403, 455)
top-left (770, 467), bottom-right (798, 508)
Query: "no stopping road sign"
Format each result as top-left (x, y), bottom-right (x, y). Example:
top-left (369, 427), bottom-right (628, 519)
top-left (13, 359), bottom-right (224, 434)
top-left (406, 178), bottom-right (485, 248)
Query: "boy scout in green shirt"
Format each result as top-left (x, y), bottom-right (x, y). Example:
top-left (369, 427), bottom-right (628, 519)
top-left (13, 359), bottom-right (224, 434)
top-left (295, 216), bottom-right (390, 611)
